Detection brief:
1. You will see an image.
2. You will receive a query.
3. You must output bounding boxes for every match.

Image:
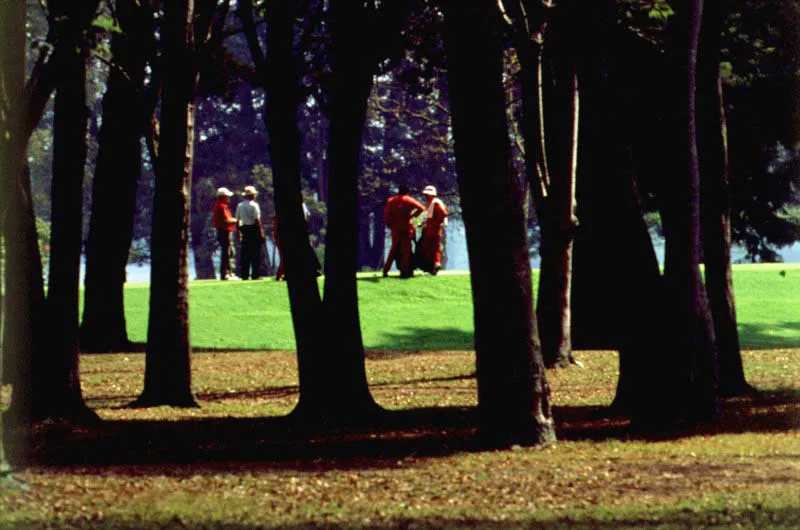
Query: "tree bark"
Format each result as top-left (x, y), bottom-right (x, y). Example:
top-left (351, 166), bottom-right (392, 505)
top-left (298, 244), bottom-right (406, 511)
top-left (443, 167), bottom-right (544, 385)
top-left (697, 1), bottom-right (749, 396)
top-left (632, 0), bottom-right (719, 426)
top-left (444, 0), bottom-right (555, 448)
top-left (43, 0), bottom-right (100, 422)
top-left (1, 0), bottom-right (26, 466)
top-left (81, 0), bottom-right (150, 352)
top-left (254, 0), bottom-right (334, 419)
top-left (319, 0), bottom-right (381, 418)
top-left (189, 219), bottom-right (216, 279)
top-left (535, 5), bottom-right (579, 368)
top-left (1, 48), bottom-right (55, 423)
top-left (564, 1), bottom-right (664, 414)
top-left (132, 0), bottom-right (199, 408)
top-left (505, 0), bottom-right (576, 368)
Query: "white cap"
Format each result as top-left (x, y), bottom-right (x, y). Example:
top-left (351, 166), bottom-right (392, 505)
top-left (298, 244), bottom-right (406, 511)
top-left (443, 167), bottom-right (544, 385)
top-left (422, 185), bottom-right (437, 196)
top-left (217, 187), bottom-right (233, 197)
top-left (242, 185), bottom-right (258, 196)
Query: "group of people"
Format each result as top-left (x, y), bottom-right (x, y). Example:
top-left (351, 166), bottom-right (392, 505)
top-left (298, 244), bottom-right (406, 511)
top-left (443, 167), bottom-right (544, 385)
top-left (383, 184), bottom-right (448, 278)
top-left (212, 183), bottom-right (448, 282)
top-left (212, 185), bottom-right (265, 280)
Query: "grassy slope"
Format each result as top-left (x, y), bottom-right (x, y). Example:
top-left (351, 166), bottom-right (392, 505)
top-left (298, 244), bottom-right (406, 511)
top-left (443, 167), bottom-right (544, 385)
top-left (118, 265), bottom-right (800, 350)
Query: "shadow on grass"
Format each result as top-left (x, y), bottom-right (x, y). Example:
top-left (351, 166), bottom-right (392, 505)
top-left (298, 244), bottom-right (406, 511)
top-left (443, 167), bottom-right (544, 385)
top-left (738, 321), bottom-right (800, 349)
top-left (369, 326), bottom-right (474, 351)
top-left (5, 390), bottom-right (797, 469)
top-left (83, 374), bottom-right (477, 406)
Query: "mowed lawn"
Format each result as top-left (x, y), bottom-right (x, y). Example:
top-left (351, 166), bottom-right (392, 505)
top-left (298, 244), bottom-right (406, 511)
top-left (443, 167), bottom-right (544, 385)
top-left (118, 263), bottom-right (800, 351)
top-left (1, 264), bottom-right (798, 529)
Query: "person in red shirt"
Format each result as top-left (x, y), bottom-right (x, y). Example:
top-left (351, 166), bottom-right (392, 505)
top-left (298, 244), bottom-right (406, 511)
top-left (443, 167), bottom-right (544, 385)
top-left (382, 185), bottom-right (425, 278)
top-left (416, 185), bottom-right (448, 275)
top-left (212, 187), bottom-right (238, 280)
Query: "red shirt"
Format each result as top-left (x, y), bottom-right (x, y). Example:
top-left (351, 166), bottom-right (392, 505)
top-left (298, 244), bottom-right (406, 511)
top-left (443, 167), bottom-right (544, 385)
top-left (384, 194), bottom-right (425, 233)
top-left (213, 199), bottom-right (237, 232)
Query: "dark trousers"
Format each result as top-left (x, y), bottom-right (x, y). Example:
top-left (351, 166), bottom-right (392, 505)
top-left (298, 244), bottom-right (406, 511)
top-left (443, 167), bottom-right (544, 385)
top-left (239, 224), bottom-right (262, 280)
top-left (217, 229), bottom-right (233, 279)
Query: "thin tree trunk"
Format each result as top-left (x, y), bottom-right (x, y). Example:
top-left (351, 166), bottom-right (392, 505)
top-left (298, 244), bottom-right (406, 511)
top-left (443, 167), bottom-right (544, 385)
top-left (81, 0), bottom-right (149, 352)
top-left (319, 0), bottom-right (380, 418)
top-left (536, 14), bottom-right (579, 367)
top-left (506, 0), bottom-right (576, 368)
top-left (190, 221), bottom-right (216, 279)
top-left (444, 0), bottom-right (555, 448)
top-left (43, 0), bottom-right (101, 422)
top-left (132, 0), bottom-right (199, 408)
top-left (254, 0), bottom-right (332, 419)
top-left (697, 1), bottom-right (748, 396)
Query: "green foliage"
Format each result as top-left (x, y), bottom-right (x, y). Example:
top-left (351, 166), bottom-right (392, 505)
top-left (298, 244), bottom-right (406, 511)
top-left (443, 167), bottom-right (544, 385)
top-left (90, 15), bottom-right (120, 35)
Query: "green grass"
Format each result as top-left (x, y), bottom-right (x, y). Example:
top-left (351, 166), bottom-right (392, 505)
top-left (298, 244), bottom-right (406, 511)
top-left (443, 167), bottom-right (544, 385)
top-left (116, 265), bottom-right (800, 351)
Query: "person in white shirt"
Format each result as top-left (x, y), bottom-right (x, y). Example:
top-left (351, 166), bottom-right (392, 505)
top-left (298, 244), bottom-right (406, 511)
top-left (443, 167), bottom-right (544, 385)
top-left (235, 185), bottom-right (265, 280)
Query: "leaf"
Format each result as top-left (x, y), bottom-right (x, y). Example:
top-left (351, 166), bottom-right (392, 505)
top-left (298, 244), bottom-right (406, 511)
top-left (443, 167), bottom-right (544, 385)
top-left (92, 15), bottom-right (121, 34)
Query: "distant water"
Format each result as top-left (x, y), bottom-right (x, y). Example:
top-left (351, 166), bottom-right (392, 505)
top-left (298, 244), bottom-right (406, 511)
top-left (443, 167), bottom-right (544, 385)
top-left (117, 225), bottom-right (800, 284)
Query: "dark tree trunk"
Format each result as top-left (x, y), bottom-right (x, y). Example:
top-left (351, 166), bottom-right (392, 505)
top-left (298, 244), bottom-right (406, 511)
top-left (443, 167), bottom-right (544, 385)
top-left (319, 0), bottom-right (380, 418)
top-left (444, 1), bottom-right (555, 448)
top-left (132, 0), bottom-right (198, 408)
top-left (248, 0), bottom-right (331, 419)
top-left (42, 1), bottom-right (101, 422)
top-left (189, 217), bottom-right (216, 279)
top-left (697, 1), bottom-right (748, 396)
top-left (536, 5), bottom-right (579, 368)
top-left (632, 0), bottom-right (719, 426)
top-left (565, 1), bottom-right (664, 414)
top-left (370, 202), bottom-right (386, 269)
top-left (2, 46), bottom-right (56, 423)
top-left (81, 0), bottom-right (149, 352)
top-left (1, 1), bottom-right (28, 456)
top-left (356, 201), bottom-right (386, 271)
top-left (357, 204), bottom-right (372, 271)
top-left (507, 0), bottom-right (576, 368)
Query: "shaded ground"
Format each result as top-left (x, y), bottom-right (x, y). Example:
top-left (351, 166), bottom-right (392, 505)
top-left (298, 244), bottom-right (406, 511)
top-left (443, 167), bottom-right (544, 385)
top-left (2, 349), bottom-right (799, 529)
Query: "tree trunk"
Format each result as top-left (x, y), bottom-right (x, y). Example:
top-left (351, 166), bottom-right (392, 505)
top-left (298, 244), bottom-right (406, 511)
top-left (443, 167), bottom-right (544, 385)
top-left (132, 0), bottom-right (199, 408)
top-left (43, 0), bottom-right (101, 422)
top-left (632, 0), bottom-right (719, 426)
top-left (1, 0), bottom-right (26, 469)
top-left (81, 0), bottom-right (149, 352)
top-left (444, 1), bottom-right (555, 448)
top-left (189, 219), bottom-right (216, 279)
top-left (253, 0), bottom-right (333, 419)
top-left (564, 1), bottom-right (664, 414)
top-left (536, 7), bottom-right (579, 368)
top-left (507, 1), bottom-right (576, 368)
top-left (697, 1), bottom-right (748, 396)
top-left (370, 202), bottom-right (386, 269)
top-left (319, 0), bottom-right (381, 418)
top-left (1, 47), bottom-right (56, 423)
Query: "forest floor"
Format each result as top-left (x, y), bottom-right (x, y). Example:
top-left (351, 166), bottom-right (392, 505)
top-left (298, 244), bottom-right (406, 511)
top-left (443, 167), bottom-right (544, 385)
top-left (1, 348), bottom-right (798, 529)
